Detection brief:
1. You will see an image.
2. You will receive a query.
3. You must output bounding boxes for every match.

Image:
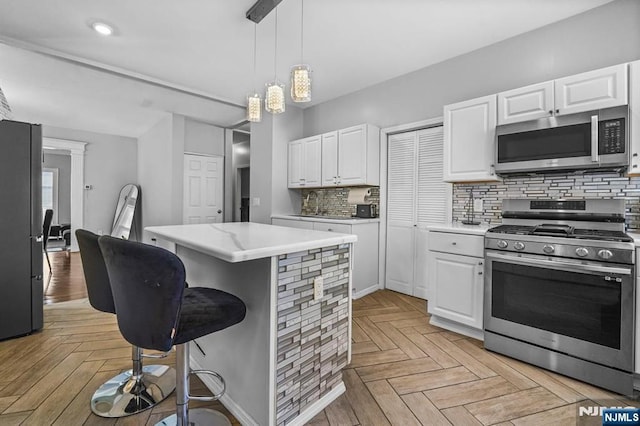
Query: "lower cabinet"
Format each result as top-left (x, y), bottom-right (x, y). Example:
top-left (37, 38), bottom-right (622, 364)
top-left (427, 230), bottom-right (484, 340)
top-left (271, 217), bottom-right (380, 298)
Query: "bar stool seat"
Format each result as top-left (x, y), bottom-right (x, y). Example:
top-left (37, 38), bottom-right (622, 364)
top-left (76, 229), bottom-right (176, 418)
top-left (98, 235), bottom-right (246, 426)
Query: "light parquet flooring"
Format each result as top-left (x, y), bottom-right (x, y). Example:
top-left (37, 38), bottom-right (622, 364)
top-left (2, 254), bottom-right (638, 425)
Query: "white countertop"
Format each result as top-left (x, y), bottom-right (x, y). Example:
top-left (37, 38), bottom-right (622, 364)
top-left (271, 214), bottom-right (380, 224)
top-left (426, 222), bottom-right (491, 236)
top-left (146, 222), bottom-right (357, 263)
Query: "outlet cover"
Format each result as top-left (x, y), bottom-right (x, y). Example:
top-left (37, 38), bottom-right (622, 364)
top-left (253, 197), bottom-right (261, 206)
top-left (313, 276), bottom-right (324, 301)
top-left (473, 199), bottom-right (483, 212)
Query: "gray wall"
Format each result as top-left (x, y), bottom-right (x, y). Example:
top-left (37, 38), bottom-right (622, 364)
top-left (43, 153), bottom-right (71, 224)
top-left (303, 0), bottom-right (640, 135)
top-left (184, 118), bottom-right (225, 156)
top-left (43, 125), bottom-right (138, 235)
top-left (250, 107), bottom-right (303, 223)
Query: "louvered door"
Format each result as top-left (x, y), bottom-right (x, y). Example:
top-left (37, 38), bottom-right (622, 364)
top-left (386, 132), bottom-right (416, 295)
top-left (386, 126), bottom-right (446, 298)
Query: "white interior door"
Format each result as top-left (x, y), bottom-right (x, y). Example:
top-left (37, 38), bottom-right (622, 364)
top-left (183, 154), bottom-right (224, 224)
top-left (385, 132), bottom-right (417, 295)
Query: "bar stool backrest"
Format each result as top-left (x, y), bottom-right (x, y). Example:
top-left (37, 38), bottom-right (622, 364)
top-left (98, 235), bottom-right (186, 352)
top-left (76, 229), bottom-right (116, 314)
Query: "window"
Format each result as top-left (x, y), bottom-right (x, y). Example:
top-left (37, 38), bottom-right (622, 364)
top-left (42, 168), bottom-right (59, 224)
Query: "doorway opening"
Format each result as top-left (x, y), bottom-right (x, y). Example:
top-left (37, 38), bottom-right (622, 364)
top-left (232, 130), bottom-right (250, 222)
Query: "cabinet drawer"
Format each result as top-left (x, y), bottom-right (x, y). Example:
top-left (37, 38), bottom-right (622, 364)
top-left (272, 218), bottom-right (314, 230)
top-left (313, 222), bottom-right (352, 234)
top-left (428, 231), bottom-right (484, 257)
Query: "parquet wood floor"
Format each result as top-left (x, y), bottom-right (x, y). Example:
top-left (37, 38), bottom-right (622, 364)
top-left (1, 253), bottom-right (637, 425)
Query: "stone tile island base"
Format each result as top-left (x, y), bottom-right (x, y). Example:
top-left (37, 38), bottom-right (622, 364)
top-left (167, 242), bottom-right (352, 426)
top-left (276, 245), bottom-right (350, 424)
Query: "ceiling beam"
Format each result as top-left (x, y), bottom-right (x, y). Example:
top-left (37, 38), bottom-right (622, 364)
top-left (246, 0), bottom-right (283, 23)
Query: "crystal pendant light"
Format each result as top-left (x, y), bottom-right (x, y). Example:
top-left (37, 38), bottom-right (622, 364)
top-left (265, 8), bottom-right (285, 114)
top-left (246, 24), bottom-right (262, 122)
top-left (0, 85), bottom-right (12, 120)
top-left (290, 0), bottom-right (311, 102)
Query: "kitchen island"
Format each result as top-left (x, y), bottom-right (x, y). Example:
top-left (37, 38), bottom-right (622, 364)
top-left (145, 222), bottom-right (356, 426)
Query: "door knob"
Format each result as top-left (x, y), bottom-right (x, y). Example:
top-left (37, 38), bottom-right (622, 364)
top-left (217, 210), bottom-right (222, 214)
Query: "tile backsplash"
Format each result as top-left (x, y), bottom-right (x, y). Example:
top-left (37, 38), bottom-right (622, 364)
top-left (300, 187), bottom-right (380, 217)
top-left (453, 172), bottom-right (640, 230)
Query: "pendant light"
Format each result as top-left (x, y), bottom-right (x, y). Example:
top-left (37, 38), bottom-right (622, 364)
top-left (290, 0), bottom-right (311, 102)
top-left (246, 24), bottom-right (262, 122)
top-left (265, 8), bottom-right (285, 114)
top-left (0, 85), bottom-right (12, 120)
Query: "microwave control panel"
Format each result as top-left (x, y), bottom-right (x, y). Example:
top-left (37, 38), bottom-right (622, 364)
top-left (599, 118), bottom-right (625, 155)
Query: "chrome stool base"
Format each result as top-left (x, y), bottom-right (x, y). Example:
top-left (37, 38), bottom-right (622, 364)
top-left (156, 408), bottom-right (231, 426)
top-left (91, 364), bottom-right (176, 418)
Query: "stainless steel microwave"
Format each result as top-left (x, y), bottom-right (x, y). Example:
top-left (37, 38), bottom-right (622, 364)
top-left (494, 105), bottom-right (628, 175)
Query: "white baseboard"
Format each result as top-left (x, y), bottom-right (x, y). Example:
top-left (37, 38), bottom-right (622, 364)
top-left (286, 382), bottom-right (346, 426)
top-left (190, 357), bottom-right (258, 426)
top-left (353, 284), bottom-right (380, 299)
top-left (429, 316), bottom-right (484, 341)
top-left (191, 357), bottom-right (347, 426)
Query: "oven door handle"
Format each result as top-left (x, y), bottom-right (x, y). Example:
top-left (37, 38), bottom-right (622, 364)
top-left (486, 251), bottom-right (632, 276)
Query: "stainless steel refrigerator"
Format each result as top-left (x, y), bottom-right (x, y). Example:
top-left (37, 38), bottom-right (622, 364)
top-left (0, 119), bottom-right (43, 340)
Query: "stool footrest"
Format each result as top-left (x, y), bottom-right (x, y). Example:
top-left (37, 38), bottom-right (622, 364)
top-left (189, 369), bottom-right (225, 401)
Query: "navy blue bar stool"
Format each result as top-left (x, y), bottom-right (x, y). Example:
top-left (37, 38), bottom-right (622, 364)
top-left (98, 235), bottom-right (246, 426)
top-left (76, 229), bottom-right (176, 417)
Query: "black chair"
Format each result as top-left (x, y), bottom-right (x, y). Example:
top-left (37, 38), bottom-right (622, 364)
top-left (75, 229), bottom-right (176, 418)
top-left (98, 235), bottom-right (246, 426)
top-left (42, 209), bottom-right (53, 272)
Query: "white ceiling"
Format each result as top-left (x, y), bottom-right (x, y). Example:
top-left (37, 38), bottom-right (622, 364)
top-left (0, 0), bottom-right (614, 138)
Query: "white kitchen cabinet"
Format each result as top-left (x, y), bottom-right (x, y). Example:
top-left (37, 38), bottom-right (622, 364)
top-left (497, 64), bottom-right (628, 126)
top-left (270, 217), bottom-right (380, 298)
top-left (554, 63), bottom-right (628, 116)
top-left (629, 60), bottom-right (640, 176)
top-left (386, 127), bottom-right (447, 299)
top-left (321, 124), bottom-right (380, 187)
top-left (287, 135), bottom-right (321, 188)
top-left (443, 94), bottom-right (499, 182)
top-left (320, 131), bottom-right (338, 186)
top-left (498, 81), bottom-right (554, 125)
top-left (427, 230), bottom-right (484, 340)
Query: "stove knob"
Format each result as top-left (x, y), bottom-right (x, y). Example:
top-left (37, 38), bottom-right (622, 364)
top-left (598, 249), bottom-right (613, 260)
top-left (575, 247), bottom-right (589, 257)
top-left (497, 240), bottom-right (508, 249)
top-left (514, 242), bottom-right (525, 251)
top-left (543, 245), bottom-right (555, 254)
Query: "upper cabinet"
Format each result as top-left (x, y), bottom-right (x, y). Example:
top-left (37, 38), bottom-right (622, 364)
top-left (498, 64), bottom-right (628, 125)
top-left (554, 64), bottom-right (628, 116)
top-left (443, 94), bottom-right (499, 182)
top-left (498, 81), bottom-right (554, 125)
top-left (290, 123), bottom-right (380, 188)
top-left (287, 135), bottom-right (321, 188)
top-left (629, 60), bottom-right (640, 176)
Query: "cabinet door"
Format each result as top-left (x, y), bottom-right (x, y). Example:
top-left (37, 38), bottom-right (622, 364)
top-left (497, 81), bottom-right (554, 125)
top-left (443, 95), bottom-right (499, 182)
top-left (312, 222), bottom-right (351, 234)
top-left (288, 140), bottom-right (304, 188)
top-left (303, 135), bottom-right (322, 187)
top-left (321, 131), bottom-right (338, 186)
top-left (554, 63), bottom-right (628, 116)
top-left (427, 251), bottom-right (483, 330)
top-left (629, 61), bottom-right (640, 176)
top-left (338, 125), bottom-right (368, 185)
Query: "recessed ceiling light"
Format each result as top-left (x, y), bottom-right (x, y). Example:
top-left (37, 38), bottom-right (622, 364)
top-left (91, 22), bottom-right (114, 36)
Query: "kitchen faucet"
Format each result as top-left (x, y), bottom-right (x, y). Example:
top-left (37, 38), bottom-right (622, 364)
top-left (306, 191), bottom-right (320, 215)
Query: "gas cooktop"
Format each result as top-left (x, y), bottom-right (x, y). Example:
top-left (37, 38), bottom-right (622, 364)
top-left (487, 224), bottom-right (634, 243)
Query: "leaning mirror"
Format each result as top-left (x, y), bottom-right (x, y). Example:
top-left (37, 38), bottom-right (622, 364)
top-left (111, 184), bottom-right (141, 240)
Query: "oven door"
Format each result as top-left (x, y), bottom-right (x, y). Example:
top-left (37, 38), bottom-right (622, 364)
top-left (484, 250), bottom-right (634, 371)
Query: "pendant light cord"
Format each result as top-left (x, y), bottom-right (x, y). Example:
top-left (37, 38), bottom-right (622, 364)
top-left (300, 0), bottom-right (304, 63)
top-left (274, 8), bottom-right (278, 81)
top-left (253, 23), bottom-right (257, 91)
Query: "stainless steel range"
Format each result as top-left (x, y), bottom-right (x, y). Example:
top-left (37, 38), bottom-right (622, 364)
top-left (484, 199), bottom-right (635, 395)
